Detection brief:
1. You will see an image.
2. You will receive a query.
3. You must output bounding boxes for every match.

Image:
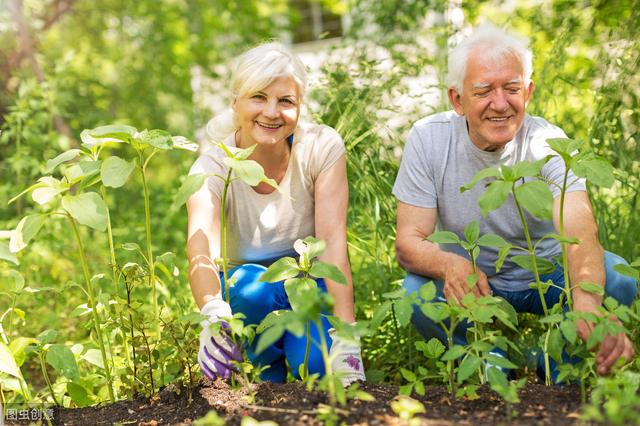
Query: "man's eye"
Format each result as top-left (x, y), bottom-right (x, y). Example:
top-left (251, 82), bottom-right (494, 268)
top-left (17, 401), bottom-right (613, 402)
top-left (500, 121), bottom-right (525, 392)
top-left (506, 87), bottom-right (521, 94)
top-left (475, 91), bottom-right (490, 98)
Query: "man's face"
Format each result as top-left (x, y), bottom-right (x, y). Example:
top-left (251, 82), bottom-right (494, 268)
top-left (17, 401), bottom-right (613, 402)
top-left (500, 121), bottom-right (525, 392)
top-left (448, 50), bottom-right (534, 152)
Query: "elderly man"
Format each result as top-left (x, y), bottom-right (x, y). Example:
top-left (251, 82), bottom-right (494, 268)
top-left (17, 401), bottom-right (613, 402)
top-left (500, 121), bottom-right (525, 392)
top-left (393, 24), bottom-right (637, 380)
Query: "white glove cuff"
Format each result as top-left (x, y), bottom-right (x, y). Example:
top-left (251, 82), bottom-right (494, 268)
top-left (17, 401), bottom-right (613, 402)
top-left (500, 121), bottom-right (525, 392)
top-left (200, 298), bottom-right (232, 327)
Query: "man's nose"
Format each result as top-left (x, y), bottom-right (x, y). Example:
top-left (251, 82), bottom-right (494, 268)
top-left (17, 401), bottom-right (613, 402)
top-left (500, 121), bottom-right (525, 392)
top-left (491, 89), bottom-right (509, 112)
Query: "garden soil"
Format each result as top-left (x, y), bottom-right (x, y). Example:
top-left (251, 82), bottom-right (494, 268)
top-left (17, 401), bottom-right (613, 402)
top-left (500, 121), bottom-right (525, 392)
top-left (11, 380), bottom-right (584, 425)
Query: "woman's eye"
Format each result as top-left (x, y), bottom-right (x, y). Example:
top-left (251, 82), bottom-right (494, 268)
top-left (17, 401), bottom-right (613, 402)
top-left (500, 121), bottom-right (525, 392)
top-left (280, 98), bottom-right (295, 105)
top-left (251, 94), bottom-right (266, 100)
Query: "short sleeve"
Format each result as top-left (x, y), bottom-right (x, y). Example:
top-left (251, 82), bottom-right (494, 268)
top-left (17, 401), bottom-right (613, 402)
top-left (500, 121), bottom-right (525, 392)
top-left (392, 126), bottom-right (438, 208)
top-left (188, 146), bottom-right (226, 199)
top-left (309, 125), bottom-right (346, 179)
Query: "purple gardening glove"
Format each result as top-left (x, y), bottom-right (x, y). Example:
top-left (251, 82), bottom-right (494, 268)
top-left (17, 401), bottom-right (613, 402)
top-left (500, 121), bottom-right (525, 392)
top-left (197, 299), bottom-right (243, 380)
top-left (329, 328), bottom-right (366, 387)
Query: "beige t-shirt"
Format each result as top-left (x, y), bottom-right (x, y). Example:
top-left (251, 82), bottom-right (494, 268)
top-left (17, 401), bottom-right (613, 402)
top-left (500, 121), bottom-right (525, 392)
top-left (189, 122), bottom-right (345, 267)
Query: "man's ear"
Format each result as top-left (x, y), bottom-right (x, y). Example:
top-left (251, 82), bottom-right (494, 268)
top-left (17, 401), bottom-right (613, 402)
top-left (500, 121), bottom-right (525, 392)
top-left (448, 87), bottom-right (465, 116)
top-left (524, 80), bottom-right (534, 107)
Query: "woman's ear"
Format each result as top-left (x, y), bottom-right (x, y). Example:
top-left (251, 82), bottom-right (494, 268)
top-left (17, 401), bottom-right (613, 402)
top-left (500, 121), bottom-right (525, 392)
top-left (231, 95), bottom-right (237, 111)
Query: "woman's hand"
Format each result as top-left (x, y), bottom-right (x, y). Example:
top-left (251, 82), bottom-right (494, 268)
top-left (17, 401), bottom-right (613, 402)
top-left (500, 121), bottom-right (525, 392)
top-left (197, 299), bottom-right (243, 380)
top-left (329, 328), bottom-right (366, 386)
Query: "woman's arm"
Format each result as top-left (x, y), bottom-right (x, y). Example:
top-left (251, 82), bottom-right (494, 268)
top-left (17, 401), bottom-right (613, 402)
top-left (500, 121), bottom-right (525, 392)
top-left (314, 154), bottom-right (355, 323)
top-left (187, 184), bottom-right (223, 310)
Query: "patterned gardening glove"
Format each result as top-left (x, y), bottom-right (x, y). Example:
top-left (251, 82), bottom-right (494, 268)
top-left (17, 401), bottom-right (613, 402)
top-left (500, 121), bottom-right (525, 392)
top-left (329, 328), bottom-right (366, 386)
top-left (197, 299), bottom-right (243, 380)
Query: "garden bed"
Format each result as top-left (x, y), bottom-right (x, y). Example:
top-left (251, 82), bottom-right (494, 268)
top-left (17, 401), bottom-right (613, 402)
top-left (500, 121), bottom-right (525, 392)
top-left (29, 380), bottom-right (585, 425)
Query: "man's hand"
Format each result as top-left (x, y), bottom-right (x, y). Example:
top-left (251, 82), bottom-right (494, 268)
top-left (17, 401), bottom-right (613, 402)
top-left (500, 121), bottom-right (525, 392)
top-left (575, 304), bottom-right (634, 375)
top-left (443, 255), bottom-right (491, 304)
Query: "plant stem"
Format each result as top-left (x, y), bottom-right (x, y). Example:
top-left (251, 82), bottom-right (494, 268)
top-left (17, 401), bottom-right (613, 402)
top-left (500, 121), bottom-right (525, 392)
top-left (316, 318), bottom-right (336, 408)
top-left (69, 216), bottom-right (116, 402)
top-left (302, 321), bottom-right (311, 379)
top-left (126, 281), bottom-right (138, 396)
top-left (139, 154), bottom-right (158, 329)
top-left (39, 351), bottom-right (59, 406)
top-left (558, 168), bottom-right (573, 310)
top-left (220, 169), bottom-right (233, 305)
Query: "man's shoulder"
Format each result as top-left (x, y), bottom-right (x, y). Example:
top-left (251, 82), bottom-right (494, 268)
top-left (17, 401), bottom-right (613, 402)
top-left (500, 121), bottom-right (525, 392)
top-left (412, 110), bottom-right (460, 133)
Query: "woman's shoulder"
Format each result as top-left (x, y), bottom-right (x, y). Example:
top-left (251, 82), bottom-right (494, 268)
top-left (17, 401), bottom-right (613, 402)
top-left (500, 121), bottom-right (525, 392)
top-left (295, 121), bottom-right (343, 148)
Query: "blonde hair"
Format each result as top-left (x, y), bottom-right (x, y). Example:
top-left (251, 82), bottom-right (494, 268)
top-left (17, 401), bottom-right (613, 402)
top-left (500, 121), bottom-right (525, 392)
top-left (207, 42), bottom-right (307, 142)
top-left (446, 23), bottom-right (533, 94)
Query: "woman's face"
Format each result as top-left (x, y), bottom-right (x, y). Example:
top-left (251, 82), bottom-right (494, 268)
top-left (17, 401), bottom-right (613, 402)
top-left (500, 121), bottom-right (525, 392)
top-left (234, 76), bottom-right (301, 148)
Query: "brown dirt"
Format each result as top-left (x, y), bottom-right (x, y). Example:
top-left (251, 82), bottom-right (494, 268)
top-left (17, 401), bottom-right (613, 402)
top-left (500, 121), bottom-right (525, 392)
top-left (7, 381), bottom-right (585, 425)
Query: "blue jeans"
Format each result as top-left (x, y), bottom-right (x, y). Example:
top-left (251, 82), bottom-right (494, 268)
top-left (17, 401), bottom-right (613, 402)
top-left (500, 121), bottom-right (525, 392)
top-left (403, 251), bottom-right (638, 381)
top-left (220, 263), bottom-right (332, 383)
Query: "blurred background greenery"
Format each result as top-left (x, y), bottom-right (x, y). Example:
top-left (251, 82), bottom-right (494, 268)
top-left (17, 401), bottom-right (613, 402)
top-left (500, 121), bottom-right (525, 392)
top-left (1, 0), bottom-right (638, 405)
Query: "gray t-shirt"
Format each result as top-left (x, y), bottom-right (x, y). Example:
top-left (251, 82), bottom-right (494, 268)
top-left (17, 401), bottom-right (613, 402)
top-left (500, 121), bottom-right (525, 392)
top-left (392, 111), bottom-right (586, 291)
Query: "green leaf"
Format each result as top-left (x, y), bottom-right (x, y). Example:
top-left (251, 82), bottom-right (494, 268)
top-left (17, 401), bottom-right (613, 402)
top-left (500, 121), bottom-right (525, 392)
top-left (300, 236), bottom-right (326, 260)
top-left (67, 382), bottom-right (93, 407)
top-left (255, 324), bottom-right (285, 355)
top-left (10, 214), bottom-right (46, 253)
top-left (0, 342), bottom-right (22, 379)
top-left (514, 181), bottom-right (553, 220)
top-left (511, 255), bottom-right (556, 274)
top-left (427, 231), bottom-right (460, 244)
top-left (418, 281), bottom-right (436, 301)
top-left (441, 345), bottom-right (465, 361)
top-left (284, 278), bottom-right (318, 312)
top-left (45, 149), bottom-right (81, 173)
top-left (260, 257), bottom-right (299, 282)
top-left (9, 337), bottom-right (39, 367)
top-left (171, 136), bottom-right (199, 152)
top-left (420, 301), bottom-right (449, 322)
top-left (46, 344), bottom-right (80, 382)
top-left (61, 192), bottom-right (108, 231)
top-left (256, 310), bottom-right (289, 333)
top-left (400, 368), bottom-right (417, 382)
top-left (370, 300), bottom-right (392, 330)
top-left (0, 241), bottom-right (19, 265)
top-left (81, 349), bottom-right (104, 369)
top-left (139, 129), bottom-right (173, 150)
top-left (586, 324), bottom-right (607, 350)
top-left (32, 177), bottom-right (66, 205)
top-left (309, 261), bottom-right (347, 284)
top-left (461, 167), bottom-right (501, 192)
top-left (546, 138), bottom-right (581, 161)
top-left (393, 295), bottom-right (415, 328)
top-left (613, 264), bottom-right (639, 280)
top-left (4, 269), bottom-right (25, 293)
top-left (511, 157), bottom-right (550, 179)
top-left (477, 233), bottom-right (510, 248)
top-left (547, 328), bottom-right (564, 362)
top-left (478, 180), bottom-right (512, 217)
top-left (89, 124), bottom-right (137, 142)
top-left (560, 319), bottom-right (578, 344)
top-left (457, 354), bottom-right (481, 383)
top-left (579, 282), bottom-right (605, 296)
top-left (486, 367), bottom-right (508, 391)
top-left (571, 157), bottom-right (615, 188)
top-left (416, 338), bottom-right (445, 359)
top-left (64, 160), bottom-right (101, 183)
top-left (235, 144), bottom-right (257, 160)
top-left (484, 353), bottom-right (517, 369)
top-left (495, 246), bottom-right (511, 272)
top-left (225, 158), bottom-right (266, 186)
top-left (101, 156), bottom-right (135, 188)
top-left (172, 173), bottom-right (207, 210)
top-left (542, 233), bottom-right (580, 245)
top-left (464, 220), bottom-right (480, 243)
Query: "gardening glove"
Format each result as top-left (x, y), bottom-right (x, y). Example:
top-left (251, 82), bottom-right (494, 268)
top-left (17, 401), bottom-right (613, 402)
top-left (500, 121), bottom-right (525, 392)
top-left (197, 298), bottom-right (243, 380)
top-left (329, 328), bottom-right (366, 387)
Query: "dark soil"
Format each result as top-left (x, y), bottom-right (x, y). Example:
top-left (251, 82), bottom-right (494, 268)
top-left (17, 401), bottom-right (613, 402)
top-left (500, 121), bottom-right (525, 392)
top-left (9, 381), bottom-right (585, 425)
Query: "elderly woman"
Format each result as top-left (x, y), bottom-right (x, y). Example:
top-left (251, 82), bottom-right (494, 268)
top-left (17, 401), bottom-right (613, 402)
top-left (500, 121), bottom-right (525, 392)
top-left (187, 42), bottom-right (365, 385)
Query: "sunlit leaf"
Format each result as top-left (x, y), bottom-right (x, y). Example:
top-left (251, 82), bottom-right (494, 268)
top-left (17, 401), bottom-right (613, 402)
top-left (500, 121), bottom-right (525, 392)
top-left (45, 149), bottom-right (81, 173)
top-left (284, 277), bottom-right (317, 312)
top-left (478, 180), bottom-right (512, 217)
top-left (309, 261), bottom-right (347, 284)
top-left (0, 342), bottom-right (22, 378)
top-left (171, 136), bottom-right (199, 152)
top-left (514, 181), bottom-right (552, 220)
top-left (461, 167), bottom-right (501, 192)
top-left (255, 324), bottom-right (285, 355)
top-left (457, 354), bottom-right (481, 383)
top-left (63, 160), bottom-right (101, 184)
top-left (477, 233), bottom-right (509, 248)
top-left (225, 158), bottom-right (265, 186)
top-left (427, 231), bottom-right (460, 244)
top-left (579, 282), bottom-right (604, 296)
top-left (10, 214), bottom-right (46, 253)
top-left (89, 124), bottom-right (137, 142)
top-left (139, 129), bottom-right (173, 150)
top-left (613, 264), bottom-right (639, 280)
top-left (260, 257), bottom-right (299, 282)
top-left (61, 192), bottom-right (108, 231)
top-left (81, 349), bottom-right (104, 369)
top-left (67, 382), bottom-right (93, 407)
top-left (511, 157), bottom-right (550, 179)
top-left (101, 156), bottom-right (135, 188)
top-left (0, 241), bottom-right (19, 265)
top-left (464, 220), bottom-right (479, 243)
top-left (511, 255), bottom-right (555, 274)
top-left (571, 156), bottom-right (615, 188)
top-left (32, 177), bottom-right (66, 205)
top-left (441, 345), bottom-right (465, 361)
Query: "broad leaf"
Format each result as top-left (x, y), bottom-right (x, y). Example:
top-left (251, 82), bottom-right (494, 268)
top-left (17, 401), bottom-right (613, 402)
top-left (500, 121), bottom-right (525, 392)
top-left (296, 236), bottom-right (327, 260)
top-left (45, 149), bottom-right (81, 173)
top-left (416, 338), bottom-right (445, 359)
top-left (546, 138), bottom-right (581, 161)
top-left (9, 337), bottom-right (39, 367)
top-left (225, 158), bottom-right (265, 186)
top-left (613, 264), bottom-right (639, 280)
top-left (260, 257), bottom-right (299, 282)
top-left (89, 124), bottom-right (137, 142)
top-left (4, 269), bottom-right (25, 293)
top-left (461, 167), bottom-right (501, 192)
top-left (171, 136), bottom-right (199, 152)
top-left (80, 129), bottom-right (123, 148)
top-left (579, 282), bottom-right (604, 296)
top-left (427, 231), bottom-right (460, 244)
top-left (495, 246), bottom-right (511, 272)
top-left (46, 344), bottom-right (80, 382)
top-left (235, 144), bottom-right (257, 160)
top-left (560, 319), bottom-right (577, 344)
top-left (309, 261), bottom-right (347, 284)
top-left (464, 220), bottom-right (480, 243)
top-left (547, 328), bottom-right (564, 362)
top-left (542, 233), bottom-right (579, 245)
top-left (484, 353), bottom-right (517, 369)
top-left (0, 342), bottom-right (22, 378)
top-left (284, 277), bottom-right (318, 312)
top-left (32, 177), bottom-right (66, 205)
top-left (511, 157), bottom-right (550, 179)
top-left (418, 281), bottom-right (436, 301)
top-left (139, 129), bottom-right (173, 150)
top-left (10, 214), bottom-right (46, 253)
top-left (0, 241), bottom-right (19, 265)
top-left (571, 156), bottom-right (615, 188)
top-left (478, 180), bottom-right (512, 217)
top-left (441, 345), bottom-right (465, 361)
top-left (172, 173), bottom-right (208, 210)
top-left (61, 192), bottom-right (108, 231)
top-left (64, 160), bottom-right (101, 184)
top-left (81, 349), bottom-right (104, 369)
top-left (457, 354), bottom-right (481, 383)
top-left (67, 382), bottom-right (93, 407)
top-left (514, 181), bottom-right (552, 220)
top-left (101, 156), bottom-right (135, 188)
top-left (400, 368), bottom-right (416, 382)
top-left (393, 295), bottom-right (415, 328)
top-left (255, 324), bottom-right (285, 355)
top-left (477, 233), bottom-right (509, 248)
top-left (511, 255), bottom-right (556, 274)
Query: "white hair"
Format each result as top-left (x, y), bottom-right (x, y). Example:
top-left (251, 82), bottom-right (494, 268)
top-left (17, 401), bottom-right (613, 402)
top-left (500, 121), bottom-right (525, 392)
top-left (207, 42), bottom-right (307, 142)
top-left (446, 23), bottom-right (533, 94)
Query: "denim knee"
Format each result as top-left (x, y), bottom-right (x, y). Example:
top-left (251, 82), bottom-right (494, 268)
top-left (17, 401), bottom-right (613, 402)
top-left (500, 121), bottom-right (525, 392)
top-left (604, 251), bottom-right (638, 306)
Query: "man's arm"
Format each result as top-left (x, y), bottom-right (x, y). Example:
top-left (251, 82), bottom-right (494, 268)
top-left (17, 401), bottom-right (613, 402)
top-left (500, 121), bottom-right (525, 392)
top-left (395, 201), bottom-right (490, 303)
top-left (555, 191), bottom-right (633, 374)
